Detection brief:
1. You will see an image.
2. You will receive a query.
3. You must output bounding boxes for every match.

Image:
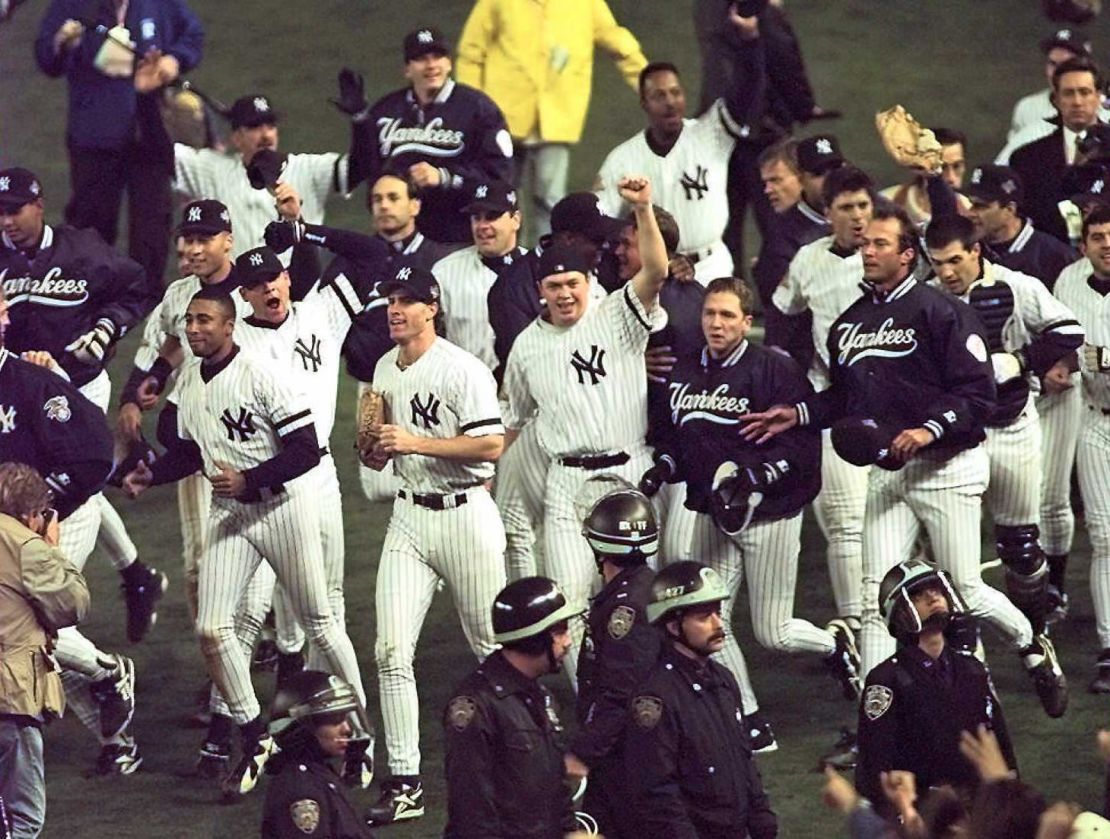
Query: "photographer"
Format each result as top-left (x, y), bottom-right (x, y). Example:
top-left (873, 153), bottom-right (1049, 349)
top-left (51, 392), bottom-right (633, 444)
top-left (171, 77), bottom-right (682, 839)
top-left (0, 463), bottom-right (90, 838)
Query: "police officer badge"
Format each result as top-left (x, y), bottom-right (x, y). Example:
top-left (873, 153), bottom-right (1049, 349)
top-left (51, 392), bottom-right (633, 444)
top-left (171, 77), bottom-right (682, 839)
top-left (864, 685), bottom-right (893, 720)
top-left (608, 605), bottom-right (635, 640)
top-left (447, 695), bottom-right (477, 731)
top-left (290, 799), bottom-right (320, 834)
top-left (632, 695), bottom-right (663, 729)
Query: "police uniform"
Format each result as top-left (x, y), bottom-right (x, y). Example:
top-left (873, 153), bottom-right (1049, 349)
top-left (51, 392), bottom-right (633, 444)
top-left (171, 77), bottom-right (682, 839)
top-left (442, 650), bottom-right (576, 838)
top-left (623, 643), bottom-right (778, 839)
top-left (262, 757), bottom-right (374, 839)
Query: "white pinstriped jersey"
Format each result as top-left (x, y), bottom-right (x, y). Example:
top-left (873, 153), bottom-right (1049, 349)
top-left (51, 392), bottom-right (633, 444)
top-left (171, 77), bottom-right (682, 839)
top-left (503, 283), bottom-right (658, 457)
top-left (773, 235), bottom-right (864, 389)
top-left (1054, 257), bottom-right (1110, 408)
top-left (595, 100), bottom-right (743, 254)
top-left (235, 272), bottom-right (362, 445)
top-left (134, 299), bottom-right (166, 371)
top-left (173, 146), bottom-right (348, 258)
top-left (432, 245), bottom-right (505, 370)
top-left (158, 274), bottom-right (252, 349)
top-left (372, 337), bottom-right (504, 493)
top-left (172, 348), bottom-right (316, 477)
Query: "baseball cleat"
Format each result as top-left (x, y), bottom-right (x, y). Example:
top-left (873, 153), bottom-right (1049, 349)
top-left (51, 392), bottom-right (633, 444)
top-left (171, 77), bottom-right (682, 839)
top-left (1089, 650), bottom-right (1110, 694)
top-left (221, 734), bottom-right (276, 799)
top-left (195, 740), bottom-right (231, 779)
top-left (367, 778), bottom-right (425, 825)
top-left (121, 565), bottom-right (168, 643)
top-left (825, 619), bottom-right (862, 700)
top-left (89, 738), bottom-right (143, 776)
top-left (1046, 585), bottom-right (1069, 625)
top-left (1022, 634), bottom-right (1068, 718)
top-left (90, 654), bottom-right (136, 740)
top-left (745, 711), bottom-right (778, 754)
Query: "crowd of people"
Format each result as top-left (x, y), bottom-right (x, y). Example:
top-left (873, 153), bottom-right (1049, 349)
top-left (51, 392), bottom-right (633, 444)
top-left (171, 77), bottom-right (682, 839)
top-left (4, 0), bottom-right (1110, 836)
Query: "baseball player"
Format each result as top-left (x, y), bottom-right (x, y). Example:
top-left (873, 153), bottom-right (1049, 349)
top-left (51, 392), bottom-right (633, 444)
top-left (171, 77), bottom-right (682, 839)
top-left (123, 287), bottom-right (367, 799)
top-left (362, 263), bottom-right (507, 825)
top-left (594, 9), bottom-right (766, 285)
top-left (925, 214), bottom-right (1084, 638)
top-left (502, 175), bottom-right (667, 681)
top-left (1052, 204), bottom-right (1110, 691)
top-left (339, 27), bottom-right (515, 245)
top-left (743, 205), bottom-right (1069, 719)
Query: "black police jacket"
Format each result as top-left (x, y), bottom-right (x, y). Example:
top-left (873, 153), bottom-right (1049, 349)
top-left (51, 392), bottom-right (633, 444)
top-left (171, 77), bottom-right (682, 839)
top-left (623, 644), bottom-right (778, 839)
top-left (443, 651), bottom-right (576, 839)
top-left (572, 564), bottom-right (659, 765)
top-left (261, 751), bottom-right (374, 839)
top-left (855, 643), bottom-right (1016, 815)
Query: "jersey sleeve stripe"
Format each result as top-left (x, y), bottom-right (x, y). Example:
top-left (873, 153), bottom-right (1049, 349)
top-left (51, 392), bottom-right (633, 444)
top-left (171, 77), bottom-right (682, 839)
top-left (460, 417), bottom-right (503, 433)
top-left (274, 409), bottom-right (312, 431)
top-left (623, 284), bottom-right (651, 331)
top-left (1041, 318), bottom-right (1083, 332)
top-left (321, 274), bottom-right (361, 322)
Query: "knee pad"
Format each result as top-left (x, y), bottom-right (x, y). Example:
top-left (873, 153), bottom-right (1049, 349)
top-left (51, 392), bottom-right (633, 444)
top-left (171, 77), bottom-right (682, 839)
top-left (996, 524), bottom-right (1045, 576)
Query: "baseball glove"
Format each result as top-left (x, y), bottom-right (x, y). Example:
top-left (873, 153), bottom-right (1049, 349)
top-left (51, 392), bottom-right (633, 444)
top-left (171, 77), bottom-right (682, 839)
top-left (875, 105), bottom-right (943, 172)
top-left (356, 388), bottom-right (387, 467)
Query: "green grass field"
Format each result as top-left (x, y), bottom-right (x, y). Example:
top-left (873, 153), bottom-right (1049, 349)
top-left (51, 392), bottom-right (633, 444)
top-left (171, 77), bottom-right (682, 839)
top-left (4, 1), bottom-right (1110, 836)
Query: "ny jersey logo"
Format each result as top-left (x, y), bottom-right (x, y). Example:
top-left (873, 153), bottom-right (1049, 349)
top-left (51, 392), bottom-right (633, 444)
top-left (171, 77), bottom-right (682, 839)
top-left (0, 405), bottom-right (15, 433)
top-left (680, 165), bottom-right (709, 201)
top-left (220, 407), bottom-right (257, 442)
top-left (410, 392), bottom-right (441, 429)
top-left (571, 345), bottom-right (607, 385)
top-left (294, 334), bottom-right (323, 372)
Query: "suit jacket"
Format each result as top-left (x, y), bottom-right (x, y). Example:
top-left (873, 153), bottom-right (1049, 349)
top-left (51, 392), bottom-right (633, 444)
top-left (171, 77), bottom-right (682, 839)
top-left (1009, 127), bottom-right (1071, 244)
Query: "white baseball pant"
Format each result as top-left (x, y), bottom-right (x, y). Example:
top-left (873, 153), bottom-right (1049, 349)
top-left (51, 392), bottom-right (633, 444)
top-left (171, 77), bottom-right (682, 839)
top-left (495, 420), bottom-right (550, 580)
top-left (813, 431), bottom-right (869, 620)
top-left (178, 471), bottom-right (211, 624)
top-left (984, 408), bottom-right (1042, 527)
top-left (658, 481), bottom-right (697, 566)
top-left (1037, 382), bottom-right (1082, 556)
top-left (1077, 409), bottom-right (1110, 648)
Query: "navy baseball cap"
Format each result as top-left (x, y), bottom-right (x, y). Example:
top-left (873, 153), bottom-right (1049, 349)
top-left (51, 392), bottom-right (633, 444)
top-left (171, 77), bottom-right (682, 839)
top-left (551, 192), bottom-right (625, 244)
top-left (0, 168), bottom-right (43, 208)
top-left (233, 247), bottom-right (285, 287)
top-left (461, 180), bottom-right (518, 215)
top-left (1064, 162), bottom-right (1110, 208)
top-left (246, 148), bottom-right (289, 191)
top-left (403, 27), bottom-right (450, 62)
top-left (796, 134), bottom-right (844, 176)
top-left (831, 417), bottom-right (903, 471)
top-left (963, 165), bottom-right (1024, 206)
top-left (228, 94), bottom-right (280, 129)
top-left (178, 199), bottom-right (232, 235)
top-left (537, 242), bottom-right (593, 279)
top-left (377, 263), bottom-right (440, 304)
top-left (1040, 28), bottom-right (1092, 56)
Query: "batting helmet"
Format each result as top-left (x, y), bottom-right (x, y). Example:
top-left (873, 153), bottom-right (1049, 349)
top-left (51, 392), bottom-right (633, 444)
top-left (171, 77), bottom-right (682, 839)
top-left (646, 561), bottom-right (730, 625)
top-left (879, 559), bottom-right (966, 639)
top-left (493, 577), bottom-right (584, 644)
top-left (583, 486), bottom-right (658, 565)
top-left (268, 670), bottom-right (366, 751)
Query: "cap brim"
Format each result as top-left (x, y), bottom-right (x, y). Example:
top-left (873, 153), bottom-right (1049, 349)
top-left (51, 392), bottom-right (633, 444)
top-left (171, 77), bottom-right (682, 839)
top-left (460, 200), bottom-right (513, 215)
top-left (177, 223), bottom-right (228, 236)
top-left (0, 197), bottom-right (32, 208)
top-left (232, 112), bottom-right (281, 130)
top-left (376, 279), bottom-right (435, 302)
top-left (585, 215), bottom-right (627, 243)
top-left (405, 45), bottom-right (450, 61)
top-left (802, 157), bottom-right (845, 176)
top-left (1071, 192), bottom-right (1110, 209)
top-left (239, 268), bottom-right (283, 287)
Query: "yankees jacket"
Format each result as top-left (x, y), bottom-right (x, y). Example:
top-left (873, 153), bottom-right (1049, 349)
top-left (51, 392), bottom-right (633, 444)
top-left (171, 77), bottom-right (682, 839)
top-left (1, 225), bottom-right (149, 388)
top-left (984, 219), bottom-right (1076, 292)
top-left (349, 79), bottom-right (513, 244)
top-left (800, 276), bottom-right (997, 457)
top-left (650, 339), bottom-right (821, 522)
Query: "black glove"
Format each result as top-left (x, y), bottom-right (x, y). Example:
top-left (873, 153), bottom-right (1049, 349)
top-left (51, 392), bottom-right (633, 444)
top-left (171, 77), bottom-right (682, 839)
top-left (716, 459), bottom-right (790, 502)
top-left (329, 67), bottom-right (367, 116)
top-left (106, 438), bottom-right (156, 488)
top-left (638, 457), bottom-right (675, 497)
top-left (264, 219), bottom-right (305, 254)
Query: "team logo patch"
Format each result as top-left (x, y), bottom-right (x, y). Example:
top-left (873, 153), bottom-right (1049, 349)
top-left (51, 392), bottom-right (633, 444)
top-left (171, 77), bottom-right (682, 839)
top-left (608, 605), bottom-right (635, 640)
top-left (0, 405), bottom-right (15, 433)
top-left (289, 799), bottom-right (320, 834)
top-left (863, 685), bottom-right (893, 721)
top-left (632, 695), bottom-right (663, 729)
top-left (966, 334), bottom-right (988, 363)
top-left (447, 696), bottom-right (477, 731)
top-left (43, 396), bottom-right (71, 423)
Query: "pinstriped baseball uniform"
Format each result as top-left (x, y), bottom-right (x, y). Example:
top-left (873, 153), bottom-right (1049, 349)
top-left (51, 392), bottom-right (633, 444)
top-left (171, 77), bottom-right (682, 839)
top-left (595, 100), bottom-right (742, 285)
top-left (174, 146), bottom-right (348, 258)
top-left (774, 235), bottom-right (870, 619)
top-left (371, 335), bottom-right (506, 776)
top-left (1054, 263), bottom-right (1110, 648)
top-left (172, 348), bottom-right (364, 724)
top-left (503, 283), bottom-right (659, 680)
top-left (160, 274), bottom-right (254, 347)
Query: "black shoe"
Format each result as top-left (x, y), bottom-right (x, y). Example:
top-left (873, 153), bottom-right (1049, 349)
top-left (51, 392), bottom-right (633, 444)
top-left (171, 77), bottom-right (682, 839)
top-left (89, 654), bottom-right (136, 739)
top-left (744, 711), bottom-right (778, 754)
top-left (221, 734), bottom-right (276, 799)
top-left (1089, 650), bottom-right (1110, 694)
top-left (89, 738), bottom-right (143, 776)
top-left (275, 651), bottom-right (305, 691)
top-left (195, 740), bottom-right (231, 779)
top-left (121, 565), bottom-right (168, 643)
top-left (1022, 634), bottom-right (1068, 718)
top-left (1046, 585), bottom-right (1070, 625)
top-left (366, 778), bottom-right (425, 825)
top-left (825, 619), bottom-right (862, 700)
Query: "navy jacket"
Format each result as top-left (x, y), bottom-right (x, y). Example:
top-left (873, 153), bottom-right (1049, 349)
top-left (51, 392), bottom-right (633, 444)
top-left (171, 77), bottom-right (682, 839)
top-left (985, 220), bottom-right (1076, 292)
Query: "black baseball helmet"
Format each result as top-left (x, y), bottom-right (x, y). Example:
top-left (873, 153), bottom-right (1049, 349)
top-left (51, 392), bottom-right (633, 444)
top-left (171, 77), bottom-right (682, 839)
top-left (646, 561), bottom-right (730, 625)
top-left (583, 486), bottom-right (658, 565)
top-left (492, 577), bottom-right (584, 644)
top-left (268, 670), bottom-right (366, 751)
top-left (879, 559), bottom-right (966, 639)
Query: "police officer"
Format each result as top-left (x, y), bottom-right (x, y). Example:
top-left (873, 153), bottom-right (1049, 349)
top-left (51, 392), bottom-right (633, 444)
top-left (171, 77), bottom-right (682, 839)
top-left (565, 480), bottom-right (660, 838)
top-left (262, 670), bottom-right (375, 838)
top-left (442, 577), bottom-right (582, 838)
top-left (623, 561), bottom-right (778, 839)
top-left (855, 559), bottom-right (1017, 816)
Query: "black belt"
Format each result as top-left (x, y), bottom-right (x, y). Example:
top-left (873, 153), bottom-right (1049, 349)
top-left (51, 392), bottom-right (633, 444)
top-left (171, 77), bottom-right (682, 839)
top-left (560, 452), bottom-right (629, 469)
top-left (1089, 405), bottom-right (1110, 416)
top-left (241, 483), bottom-right (285, 502)
top-left (398, 489), bottom-right (470, 511)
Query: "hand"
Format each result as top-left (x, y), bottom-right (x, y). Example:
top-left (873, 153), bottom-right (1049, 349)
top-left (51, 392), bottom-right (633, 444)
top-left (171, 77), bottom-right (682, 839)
top-left (330, 67), bottom-right (368, 116)
top-left (958, 724), bottom-right (1012, 782)
top-left (210, 462), bottom-right (247, 499)
top-left (890, 427), bottom-right (934, 462)
top-left (740, 405), bottom-right (798, 444)
top-left (1083, 343), bottom-right (1110, 373)
top-left (639, 459), bottom-right (674, 497)
top-left (122, 460), bottom-right (153, 499)
top-left (645, 345), bottom-right (676, 384)
top-left (879, 770), bottom-right (917, 818)
top-left (65, 319), bottom-right (116, 364)
top-left (137, 376), bottom-right (162, 410)
top-left (272, 181), bottom-right (303, 221)
top-left (53, 18), bottom-right (84, 53)
top-left (117, 403), bottom-right (144, 441)
top-left (264, 219), bottom-right (305, 253)
top-left (133, 48), bottom-right (169, 93)
top-left (20, 350), bottom-right (58, 371)
top-left (668, 254), bottom-right (696, 283)
top-left (42, 509), bottom-right (60, 547)
top-left (727, 6), bottom-right (760, 39)
top-left (1042, 358), bottom-right (1075, 394)
top-left (378, 424), bottom-right (422, 456)
top-left (409, 162), bottom-right (442, 188)
top-left (617, 175), bottom-right (652, 207)
top-left (1098, 729), bottom-right (1110, 763)
top-left (1036, 802), bottom-right (1082, 839)
top-left (820, 766), bottom-right (859, 814)
top-left (990, 352), bottom-right (1023, 385)
top-left (564, 752), bottom-right (589, 779)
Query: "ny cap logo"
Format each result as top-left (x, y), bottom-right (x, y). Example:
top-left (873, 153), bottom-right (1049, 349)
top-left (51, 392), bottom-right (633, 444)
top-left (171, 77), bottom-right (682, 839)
top-left (417, 29), bottom-right (433, 43)
top-left (253, 97), bottom-right (270, 112)
top-left (30, 181), bottom-right (40, 196)
top-left (971, 168), bottom-right (982, 184)
top-left (396, 266), bottom-right (412, 281)
top-left (0, 177), bottom-right (9, 192)
top-left (475, 185), bottom-right (488, 198)
top-left (1001, 179), bottom-right (1016, 194)
top-left (507, 190), bottom-right (516, 205)
top-left (1058, 28), bottom-right (1072, 39)
top-left (250, 253), bottom-right (264, 266)
top-left (816, 138), bottom-right (833, 155)
top-left (1094, 179), bottom-right (1105, 194)
top-left (188, 206), bottom-right (202, 222)
top-left (220, 209), bottom-right (230, 222)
